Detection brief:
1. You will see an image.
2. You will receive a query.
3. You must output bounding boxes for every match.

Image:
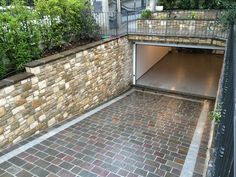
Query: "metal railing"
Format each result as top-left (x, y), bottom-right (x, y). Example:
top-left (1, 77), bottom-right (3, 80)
top-left (94, 11), bottom-right (227, 40)
top-left (0, 0), bottom-right (34, 6)
top-left (210, 25), bottom-right (235, 177)
top-left (128, 18), bottom-right (227, 39)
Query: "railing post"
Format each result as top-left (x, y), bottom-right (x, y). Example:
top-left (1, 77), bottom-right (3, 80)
top-left (116, 12), bottom-right (118, 36)
top-left (233, 24), bottom-right (236, 177)
top-left (211, 21), bottom-right (216, 44)
top-left (127, 11), bottom-right (129, 34)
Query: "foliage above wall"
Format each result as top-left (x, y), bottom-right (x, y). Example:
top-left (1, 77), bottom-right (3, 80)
top-left (0, 0), bottom-right (99, 79)
top-left (158, 0), bottom-right (233, 10)
top-left (218, 2), bottom-right (236, 27)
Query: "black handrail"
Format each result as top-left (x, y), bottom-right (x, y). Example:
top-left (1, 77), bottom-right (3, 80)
top-left (211, 25), bottom-right (235, 177)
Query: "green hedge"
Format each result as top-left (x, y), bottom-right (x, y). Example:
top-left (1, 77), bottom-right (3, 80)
top-left (159, 0), bottom-right (227, 10)
top-left (0, 0), bottom-right (99, 78)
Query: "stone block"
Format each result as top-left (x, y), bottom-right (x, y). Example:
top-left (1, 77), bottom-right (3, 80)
top-left (15, 98), bottom-right (27, 106)
top-left (0, 127), bottom-right (4, 135)
top-left (0, 107), bottom-right (6, 117)
top-left (32, 99), bottom-right (42, 108)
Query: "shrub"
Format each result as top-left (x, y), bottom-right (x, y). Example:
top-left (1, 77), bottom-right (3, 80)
top-left (177, 0), bottom-right (191, 9)
top-left (192, 0), bottom-right (200, 9)
top-left (218, 2), bottom-right (236, 27)
top-left (35, 0), bottom-right (99, 49)
top-left (0, 0), bottom-right (41, 76)
top-left (159, 0), bottom-right (176, 10)
top-left (141, 9), bottom-right (152, 19)
top-left (0, 0), bottom-right (99, 79)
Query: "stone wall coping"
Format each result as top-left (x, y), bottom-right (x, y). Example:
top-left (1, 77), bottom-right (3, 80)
top-left (25, 35), bottom-right (126, 68)
top-left (0, 72), bottom-right (34, 89)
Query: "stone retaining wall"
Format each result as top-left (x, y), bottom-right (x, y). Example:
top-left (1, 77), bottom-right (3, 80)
top-left (152, 10), bottom-right (219, 20)
top-left (135, 20), bottom-right (226, 40)
top-left (0, 36), bottom-right (132, 149)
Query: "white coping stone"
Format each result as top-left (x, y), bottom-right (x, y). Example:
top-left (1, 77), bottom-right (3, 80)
top-left (180, 100), bottom-right (210, 177)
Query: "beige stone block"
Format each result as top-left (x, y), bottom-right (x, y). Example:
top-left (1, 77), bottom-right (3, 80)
top-left (13, 136), bottom-right (22, 144)
top-left (76, 52), bottom-right (82, 58)
top-left (15, 98), bottom-right (27, 106)
top-left (12, 106), bottom-right (24, 115)
top-left (0, 98), bottom-right (6, 107)
top-left (30, 67), bottom-right (40, 75)
top-left (38, 80), bottom-right (46, 90)
top-left (0, 107), bottom-right (6, 117)
top-left (0, 135), bottom-right (5, 142)
top-left (65, 83), bottom-right (70, 90)
top-left (0, 127), bottom-right (4, 135)
top-left (53, 86), bottom-right (59, 93)
top-left (4, 85), bottom-right (14, 94)
top-left (39, 115), bottom-right (46, 122)
top-left (31, 77), bottom-right (39, 84)
top-left (22, 83), bottom-right (32, 91)
top-left (30, 121), bottom-right (38, 129)
top-left (3, 129), bottom-right (10, 136)
top-left (64, 63), bottom-right (71, 70)
top-left (58, 96), bottom-right (64, 102)
top-left (32, 99), bottom-right (42, 108)
top-left (27, 116), bottom-right (35, 124)
top-left (48, 118), bottom-right (56, 127)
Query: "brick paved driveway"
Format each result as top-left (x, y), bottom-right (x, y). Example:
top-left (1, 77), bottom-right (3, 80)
top-left (0, 91), bottom-right (205, 177)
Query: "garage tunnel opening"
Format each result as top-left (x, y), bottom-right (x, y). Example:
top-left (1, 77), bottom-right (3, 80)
top-left (134, 44), bottom-right (224, 99)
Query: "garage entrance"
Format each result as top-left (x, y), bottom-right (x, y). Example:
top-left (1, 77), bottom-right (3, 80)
top-left (134, 44), bottom-right (224, 98)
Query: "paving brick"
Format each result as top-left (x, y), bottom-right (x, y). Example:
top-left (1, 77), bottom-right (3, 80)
top-left (101, 163), bottom-right (119, 173)
top-left (0, 162), bottom-right (12, 170)
top-left (118, 169), bottom-right (129, 176)
top-left (134, 168), bottom-right (148, 176)
top-left (22, 163), bottom-right (35, 171)
top-left (0, 172), bottom-right (14, 177)
top-left (127, 172), bottom-right (139, 177)
top-left (30, 166), bottom-right (49, 177)
top-left (59, 162), bottom-right (74, 170)
top-left (107, 172), bottom-right (120, 177)
top-left (79, 170), bottom-right (97, 177)
top-left (8, 157), bottom-right (26, 167)
top-left (6, 165), bottom-right (21, 175)
top-left (35, 159), bottom-right (50, 168)
top-left (0, 91), bottom-right (206, 177)
top-left (34, 151), bottom-right (48, 159)
top-left (58, 169), bottom-right (76, 177)
top-left (46, 164), bottom-right (61, 174)
top-left (15, 170), bottom-right (32, 177)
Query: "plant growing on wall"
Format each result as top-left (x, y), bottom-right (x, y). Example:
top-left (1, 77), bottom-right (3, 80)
top-left (188, 11), bottom-right (197, 19)
top-left (209, 103), bottom-right (222, 122)
top-left (141, 9), bottom-right (152, 19)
